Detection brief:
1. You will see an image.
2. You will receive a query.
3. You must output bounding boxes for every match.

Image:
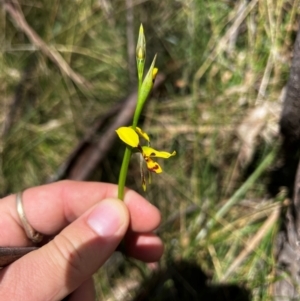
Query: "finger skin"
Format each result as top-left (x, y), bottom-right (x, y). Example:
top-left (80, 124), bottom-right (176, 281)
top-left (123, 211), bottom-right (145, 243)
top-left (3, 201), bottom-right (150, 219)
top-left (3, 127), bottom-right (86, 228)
top-left (0, 181), bottom-right (161, 245)
top-left (0, 181), bottom-right (164, 300)
top-left (68, 279), bottom-right (95, 301)
top-left (125, 233), bottom-right (164, 262)
top-left (0, 199), bottom-right (129, 301)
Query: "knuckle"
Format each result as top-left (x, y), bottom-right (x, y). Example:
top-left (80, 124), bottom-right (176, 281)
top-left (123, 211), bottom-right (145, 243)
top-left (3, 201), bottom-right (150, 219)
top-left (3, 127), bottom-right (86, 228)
top-left (51, 234), bottom-right (84, 279)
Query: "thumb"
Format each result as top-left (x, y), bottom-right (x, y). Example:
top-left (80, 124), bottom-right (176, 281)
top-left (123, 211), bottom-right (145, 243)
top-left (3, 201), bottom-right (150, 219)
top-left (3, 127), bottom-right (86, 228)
top-left (0, 198), bottom-right (129, 301)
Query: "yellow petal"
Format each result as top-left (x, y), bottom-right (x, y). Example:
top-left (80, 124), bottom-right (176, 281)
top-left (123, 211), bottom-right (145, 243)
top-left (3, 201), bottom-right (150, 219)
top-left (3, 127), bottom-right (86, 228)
top-left (152, 68), bottom-right (158, 82)
top-left (142, 146), bottom-right (176, 158)
top-left (135, 127), bottom-right (150, 142)
top-left (144, 157), bottom-right (163, 173)
top-left (116, 127), bottom-right (139, 147)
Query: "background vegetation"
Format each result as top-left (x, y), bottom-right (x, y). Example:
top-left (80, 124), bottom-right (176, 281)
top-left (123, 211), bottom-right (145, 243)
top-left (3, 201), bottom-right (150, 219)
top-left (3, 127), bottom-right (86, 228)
top-left (1, 0), bottom-right (299, 300)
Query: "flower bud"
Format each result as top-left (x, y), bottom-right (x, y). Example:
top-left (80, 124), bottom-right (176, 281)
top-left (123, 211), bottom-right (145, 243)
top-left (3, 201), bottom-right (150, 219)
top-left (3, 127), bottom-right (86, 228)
top-left (136, 24), bottom-right (146, 82)
top-left (136, 24), bottom-right (146, 61)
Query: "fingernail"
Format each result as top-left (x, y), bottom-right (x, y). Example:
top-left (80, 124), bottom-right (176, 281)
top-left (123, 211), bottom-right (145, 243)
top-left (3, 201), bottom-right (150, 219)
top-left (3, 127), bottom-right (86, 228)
top-left (87, 200), bottom-right (123, 237)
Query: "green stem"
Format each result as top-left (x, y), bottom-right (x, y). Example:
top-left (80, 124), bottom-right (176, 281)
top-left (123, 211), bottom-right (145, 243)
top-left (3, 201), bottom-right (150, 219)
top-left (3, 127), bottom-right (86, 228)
top-left (117, 73), bottom-right (142, 200)
top-left (118, 147), bottom-right (132, 200)
top-left (132, 108), bottom-right (141, 128)
top-left (132, 80), bottom-right (142, 126)
top-left (117, 24), bottom-right (148, 200)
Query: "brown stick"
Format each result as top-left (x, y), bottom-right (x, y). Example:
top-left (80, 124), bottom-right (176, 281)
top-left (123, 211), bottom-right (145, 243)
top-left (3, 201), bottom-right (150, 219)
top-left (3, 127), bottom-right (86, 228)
top-left (0, 247), bottom-right (38, 267)
top-left (3, 1), bottom-right (92, 90)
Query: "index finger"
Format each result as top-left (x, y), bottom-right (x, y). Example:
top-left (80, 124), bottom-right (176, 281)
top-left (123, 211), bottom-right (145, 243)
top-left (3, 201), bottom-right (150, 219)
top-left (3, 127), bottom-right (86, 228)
top-left (0, 180), bottom-right (161, 246)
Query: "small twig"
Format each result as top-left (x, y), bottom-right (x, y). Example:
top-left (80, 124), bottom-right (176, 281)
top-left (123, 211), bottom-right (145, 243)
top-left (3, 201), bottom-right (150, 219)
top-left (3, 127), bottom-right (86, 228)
top-left (0, 246), bottom-right (38, 267)
top-left (255, 51), bottom-right (274, 105)
top-left (3, 1), bottom-right (92, 90)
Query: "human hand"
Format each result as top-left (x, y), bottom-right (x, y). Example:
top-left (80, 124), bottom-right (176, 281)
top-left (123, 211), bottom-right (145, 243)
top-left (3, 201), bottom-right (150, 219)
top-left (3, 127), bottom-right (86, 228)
top-left (0, 180), bottom-right (163, 300)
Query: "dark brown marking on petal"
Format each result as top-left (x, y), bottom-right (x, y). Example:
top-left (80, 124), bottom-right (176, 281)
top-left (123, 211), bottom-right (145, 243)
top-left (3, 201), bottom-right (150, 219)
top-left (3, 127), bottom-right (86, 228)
top-left (148, 164), bottom-right (159, 172)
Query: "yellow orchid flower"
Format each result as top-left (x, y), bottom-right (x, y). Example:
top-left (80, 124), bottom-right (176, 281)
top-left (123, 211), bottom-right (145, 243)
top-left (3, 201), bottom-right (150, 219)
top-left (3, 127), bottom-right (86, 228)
top-left (116, 127), bottom-right (139, 148)
top-left (117, 25), bottom-right (169, 199)
top-left (116, 126), bottom-right (176, 190)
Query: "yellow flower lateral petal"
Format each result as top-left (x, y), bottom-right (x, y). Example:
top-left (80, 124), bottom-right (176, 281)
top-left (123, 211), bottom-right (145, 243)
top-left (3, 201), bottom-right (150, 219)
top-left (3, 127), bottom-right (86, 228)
top-left (116, 127), bottom-right (139, 148)
top-left (135, 127), bottom-right (150, 142)
top-left (142, 146), bottom-right (176, 158)
top-left (144, 157), bottom-right (163, 173)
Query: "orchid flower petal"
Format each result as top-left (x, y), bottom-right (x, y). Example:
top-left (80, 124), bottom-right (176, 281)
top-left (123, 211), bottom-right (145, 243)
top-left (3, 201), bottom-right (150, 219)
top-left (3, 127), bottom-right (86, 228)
top-left (116, 127), bottom-right (139, 147)
top-left (142, 146), bottom-right (176, 158)
top-left (135, 127), bottom-right (150, 142)
top-left (144, 157), bottom-right (163, 173)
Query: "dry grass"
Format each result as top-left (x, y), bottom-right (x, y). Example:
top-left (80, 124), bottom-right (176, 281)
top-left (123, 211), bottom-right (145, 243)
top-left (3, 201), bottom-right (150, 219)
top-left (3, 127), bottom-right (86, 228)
top-left (1, 0), bottom-right (299, 300)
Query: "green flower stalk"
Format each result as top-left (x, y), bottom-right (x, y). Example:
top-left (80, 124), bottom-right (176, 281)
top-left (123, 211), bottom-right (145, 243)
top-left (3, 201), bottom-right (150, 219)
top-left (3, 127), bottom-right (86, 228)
top-left (116, 24), bottom-right (175, 200)
top-left (133, 54), bottom-right (157, 128)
